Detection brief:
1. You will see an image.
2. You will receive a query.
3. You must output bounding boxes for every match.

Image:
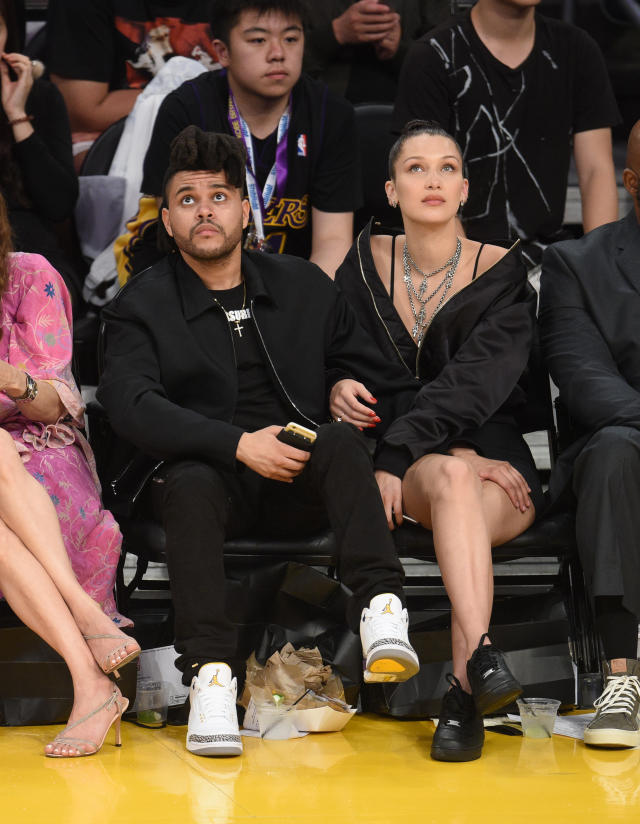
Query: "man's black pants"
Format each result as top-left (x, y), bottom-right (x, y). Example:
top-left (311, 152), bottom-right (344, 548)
top-left (573, 425), bottom-right (640, 659)
top-left (151, 423), bottom-right (405, 683)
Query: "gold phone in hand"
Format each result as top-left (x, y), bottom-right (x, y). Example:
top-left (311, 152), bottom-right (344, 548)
top-left (276, 422), bottom-right (317, 451)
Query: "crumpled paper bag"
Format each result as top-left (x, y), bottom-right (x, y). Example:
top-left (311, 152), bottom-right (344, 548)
top-left (240, 642), bottom-right (346, 711)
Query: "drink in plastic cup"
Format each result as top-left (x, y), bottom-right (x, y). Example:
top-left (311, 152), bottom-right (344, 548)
top-left (255, 702), bottom-right (298, 740)
top-left (516, 697), bottom-right (561, 738)
top-left (136, 681), bottom-right (168, 728)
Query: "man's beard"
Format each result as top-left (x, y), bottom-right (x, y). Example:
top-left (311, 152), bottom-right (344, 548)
top-left (177, 220), bottom-right (243, 262)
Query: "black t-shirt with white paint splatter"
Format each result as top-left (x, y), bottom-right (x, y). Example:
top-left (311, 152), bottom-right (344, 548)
top-left (393, 12), bottom-right (620, 261)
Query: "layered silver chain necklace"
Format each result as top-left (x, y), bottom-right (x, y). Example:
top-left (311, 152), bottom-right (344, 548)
top-left (403, 237), bottom-right (462, 344)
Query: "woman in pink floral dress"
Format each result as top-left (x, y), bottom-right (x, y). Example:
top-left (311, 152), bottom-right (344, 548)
top-left (0, 246), bottom-right (129, 625)
top-left (0, 193), bottom-right (139, 756)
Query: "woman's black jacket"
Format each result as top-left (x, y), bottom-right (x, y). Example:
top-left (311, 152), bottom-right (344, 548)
top-left (335, 221), bottom-right (537, 477)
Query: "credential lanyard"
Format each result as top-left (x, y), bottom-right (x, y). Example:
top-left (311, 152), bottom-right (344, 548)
top-left (227, 92), bottom-right (290, 244)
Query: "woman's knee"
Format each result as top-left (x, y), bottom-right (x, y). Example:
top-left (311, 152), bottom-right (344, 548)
top-left (0, 428), bottom-right (18, 455)
top-left (0, 521), bottom-right (12, 565)
top-left (0, 430), bottom-right (24, 485)
top-left (429, 456), bottom-right (481, 500)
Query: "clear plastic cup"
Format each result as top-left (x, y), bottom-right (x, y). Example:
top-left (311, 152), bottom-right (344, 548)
top-left (136, 681), bottom-right (168, 728)
top-left (254, 702), bottom-right (298, 740)
top-left (517, 697), bottom-right (561, 738)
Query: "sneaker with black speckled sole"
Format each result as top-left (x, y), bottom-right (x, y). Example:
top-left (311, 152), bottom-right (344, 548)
top-left (186, 662), bottom-right (243, 757)
top-left (360, 593), bottom-right (419, 684)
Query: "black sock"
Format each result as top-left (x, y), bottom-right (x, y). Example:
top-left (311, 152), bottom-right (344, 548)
top-left (595, 596), bottom-right (639, 661)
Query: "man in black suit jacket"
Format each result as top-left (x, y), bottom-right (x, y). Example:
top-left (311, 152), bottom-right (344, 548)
top-left (98, 125), bottom-right (420, 758)
top-left (539, 121), bottom-right (640, 749)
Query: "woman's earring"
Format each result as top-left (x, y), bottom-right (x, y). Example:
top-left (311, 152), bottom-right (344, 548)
top-left (390, 200), bottom-right (398, 208)
top-left (459, 200), bottom-right (466, 209)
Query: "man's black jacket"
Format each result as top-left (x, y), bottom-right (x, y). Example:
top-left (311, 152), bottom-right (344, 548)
top-left (97, 250), bottom-right (417, 472)
top-left (539, 208), bottom-right (640, 501)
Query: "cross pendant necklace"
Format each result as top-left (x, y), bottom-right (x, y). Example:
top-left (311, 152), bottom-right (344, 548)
top-left (215, 278), bottom-right (247, 337)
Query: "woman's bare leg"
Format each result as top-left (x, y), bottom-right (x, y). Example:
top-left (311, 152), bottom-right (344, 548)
top-left (403, 454), bottom-right (535, 691)
top-left (0, 520), bottom-right (120, 755)
top-left (0, 430), bottom-right (136, 669)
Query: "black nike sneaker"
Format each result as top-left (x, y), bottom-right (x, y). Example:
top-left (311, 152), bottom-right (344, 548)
top-left (431, 674), bottom-right (484, 762)
top-left (467, 633), bottom-right (523, 716)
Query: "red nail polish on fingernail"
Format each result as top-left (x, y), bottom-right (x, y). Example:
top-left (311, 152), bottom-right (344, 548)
top-left (370, 397), bottom-right (377, 403)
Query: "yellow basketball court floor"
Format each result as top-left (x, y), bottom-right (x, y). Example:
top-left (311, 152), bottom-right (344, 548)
top-left (1, 712), bottom-right (639, 823)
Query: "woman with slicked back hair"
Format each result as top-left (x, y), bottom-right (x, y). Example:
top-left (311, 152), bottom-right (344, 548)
top-left (335, 120), bottom-right (543, 763)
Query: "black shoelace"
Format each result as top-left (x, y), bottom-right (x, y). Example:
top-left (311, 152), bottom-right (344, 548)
top-left (441, 674), bottom-right (474, 722)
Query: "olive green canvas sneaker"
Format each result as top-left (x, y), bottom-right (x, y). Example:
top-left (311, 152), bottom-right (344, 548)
top-left (584, 659), bottom-right (640, 749)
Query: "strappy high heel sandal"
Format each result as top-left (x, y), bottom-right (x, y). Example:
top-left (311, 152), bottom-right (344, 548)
top-left (45, 686), bottom-right (129, 758)
top-left (83, 633), bottom-right (141, 679)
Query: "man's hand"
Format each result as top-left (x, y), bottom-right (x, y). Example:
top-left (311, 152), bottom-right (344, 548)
top-left (375, 469), bottom-right (403, 529)
top-left (450, 447), bottom-right (532, 512)
top-left (332, 1), bottom-right (400, 46)
top-left (373, 15), bottom-right (402, 60)
top-left (236, 425), bottom-right (310, 482)
top-left (330, 379), bottom-right (380, 428)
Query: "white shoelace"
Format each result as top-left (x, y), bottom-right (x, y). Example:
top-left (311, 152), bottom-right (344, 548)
top-left (594, 676), bottom-right (640, 717)
top-left (198, 686), bottom-right (236, 721)
top-left (367, 612), bottom-right (406, 641)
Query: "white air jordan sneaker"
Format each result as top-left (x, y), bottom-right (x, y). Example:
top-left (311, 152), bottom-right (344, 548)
top-left (186, 662), bottom-right (243, 757)
top-left (360, 593), bottom-right (420, 684)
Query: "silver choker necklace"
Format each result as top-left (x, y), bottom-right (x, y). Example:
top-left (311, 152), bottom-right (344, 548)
top-left (403, 237), bottom-right (462, 344)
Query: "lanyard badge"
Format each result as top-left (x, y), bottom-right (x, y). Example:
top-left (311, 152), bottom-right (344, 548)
top-left (228, 92), bottom-right (290, 251)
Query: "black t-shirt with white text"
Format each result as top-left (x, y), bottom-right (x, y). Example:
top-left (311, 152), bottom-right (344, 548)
top-left (393, 13), bottom-right (620, 258)
top-left (207, 282), bottom-right (292, 432)
top-left (48, 0), bottom-right (218, 90)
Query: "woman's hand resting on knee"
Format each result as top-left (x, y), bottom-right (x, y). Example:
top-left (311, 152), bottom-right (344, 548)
top-left (375, 470), bottom-right (404, 529)
top-left (329, 379), bottom-right (380, 429)
top-left (449, 447), bottom-right (532, 512)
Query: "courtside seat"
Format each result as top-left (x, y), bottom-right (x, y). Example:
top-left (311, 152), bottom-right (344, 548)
top-left (87, 322), bottom-right (598, 704)
top-left (109, 501), bottom-right (593, 671)
top-left (353, 103), bottom-right (398, 233)
top-left (395, 509), bottom-right (576, 560)
top-left (118, 505), bottom-right (576, 570)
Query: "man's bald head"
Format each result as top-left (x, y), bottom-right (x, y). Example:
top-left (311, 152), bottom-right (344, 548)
top-left (626, 120), bottom-right (640, 170)
top-left (624, 120), bottom-right (640, 222)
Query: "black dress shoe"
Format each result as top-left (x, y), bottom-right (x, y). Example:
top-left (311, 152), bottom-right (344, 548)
top-left (431, 674), bottom-right (484, 762)
top-left (467, 633), bottom-right (522, 716)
